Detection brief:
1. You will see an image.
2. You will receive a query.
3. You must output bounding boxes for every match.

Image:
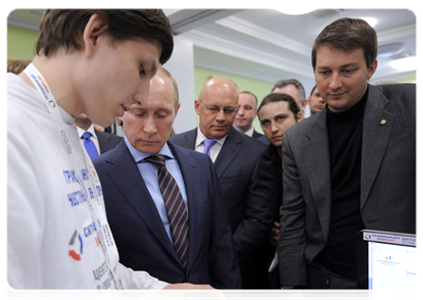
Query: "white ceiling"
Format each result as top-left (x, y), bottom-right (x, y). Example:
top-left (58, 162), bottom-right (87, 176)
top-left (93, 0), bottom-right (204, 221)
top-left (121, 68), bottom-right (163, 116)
top-left (8, 8), bottom-right (416, 91)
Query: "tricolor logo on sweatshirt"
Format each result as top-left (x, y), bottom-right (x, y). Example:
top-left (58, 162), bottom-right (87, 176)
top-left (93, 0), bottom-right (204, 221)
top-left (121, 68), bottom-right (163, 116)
top-left (68, 230), bottom-right (83, 261)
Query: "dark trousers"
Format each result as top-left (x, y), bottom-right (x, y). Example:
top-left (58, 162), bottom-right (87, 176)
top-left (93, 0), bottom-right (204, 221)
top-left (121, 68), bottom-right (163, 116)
top-left (306, 262), bottom-right (357, 289)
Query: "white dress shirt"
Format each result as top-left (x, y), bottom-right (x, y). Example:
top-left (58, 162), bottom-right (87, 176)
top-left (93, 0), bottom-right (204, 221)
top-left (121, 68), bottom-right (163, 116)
top-left (244, 127), bottom-right (254, 137)
top-left (194, 127), bottom-right (228, 163)
top-left (77, 123), bottom-right (100, 154)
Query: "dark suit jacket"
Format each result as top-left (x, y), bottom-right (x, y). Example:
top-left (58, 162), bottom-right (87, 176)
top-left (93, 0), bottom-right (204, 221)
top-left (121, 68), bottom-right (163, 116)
top-left (93, 141), bottom-right (241, 288)
top-left (95, 129), bottom-right (122, 154)
top-left (170, 128), bottom-right (278, 300)
top-left (257, 135), bottom-right (270, 145)
top-left (252, 129), bottom-right (264, 139)
top-left (170, 127), bottom-right (278, 288)
top-left (278, 84), bottom-right (416, 286)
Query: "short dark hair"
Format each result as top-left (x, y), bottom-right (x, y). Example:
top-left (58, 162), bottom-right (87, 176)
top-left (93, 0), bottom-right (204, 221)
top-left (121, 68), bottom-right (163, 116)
top-left (258, 93), bottom-right (300, 121)
top-left (271, 79), bottom-right (306, 101)
top-left (310, 85), bottom-right (317, 96)
top-left (36, 9), bottom-right (174, 64)
top-left (240, 91), bottom-right (258, 107)
top-left (311, 17), bottom-right (377, 70)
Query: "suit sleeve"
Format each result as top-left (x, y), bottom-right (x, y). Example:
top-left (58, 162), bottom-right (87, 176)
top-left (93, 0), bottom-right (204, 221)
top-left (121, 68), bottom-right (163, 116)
top-left (207, 157), bottom-right (242, 289)
top-left (277, 129), bottom-right (307, 286)
top-left (233, 146), bottom-right (278, 261)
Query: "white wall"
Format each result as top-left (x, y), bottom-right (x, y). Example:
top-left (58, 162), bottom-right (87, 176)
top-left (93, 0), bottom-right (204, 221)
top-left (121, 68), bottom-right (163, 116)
top-left (163, 36), bottom-right (197, 134)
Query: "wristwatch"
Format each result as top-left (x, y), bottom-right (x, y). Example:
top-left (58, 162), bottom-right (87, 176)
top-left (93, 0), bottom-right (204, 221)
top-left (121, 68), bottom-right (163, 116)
top-left (281, 286), bottom-right (300, 297)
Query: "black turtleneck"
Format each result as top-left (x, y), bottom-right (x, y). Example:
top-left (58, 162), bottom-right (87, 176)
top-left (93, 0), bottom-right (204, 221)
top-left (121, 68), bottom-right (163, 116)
top-left (315, 88), bottom-right (368, 279)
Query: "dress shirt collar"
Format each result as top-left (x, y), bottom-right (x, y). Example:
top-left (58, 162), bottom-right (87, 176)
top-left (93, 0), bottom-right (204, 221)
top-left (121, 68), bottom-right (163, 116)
top-left (244, 127), bottom-right (254, 137)
top-left (77, 123), bottom-right (97, 140)
top-left (195, 127), bottom-right (228, 148)
top-left (124, 137), bottom-right (174, 163)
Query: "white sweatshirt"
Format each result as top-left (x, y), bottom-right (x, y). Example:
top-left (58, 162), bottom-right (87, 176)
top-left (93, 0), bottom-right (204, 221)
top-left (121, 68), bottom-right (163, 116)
top-left (7, 73), bottom-right (168, 290)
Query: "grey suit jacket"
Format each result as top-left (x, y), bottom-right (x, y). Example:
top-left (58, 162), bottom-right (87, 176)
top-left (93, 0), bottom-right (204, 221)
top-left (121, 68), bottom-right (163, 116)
top-left (278, 84), bottom-right (416, 286)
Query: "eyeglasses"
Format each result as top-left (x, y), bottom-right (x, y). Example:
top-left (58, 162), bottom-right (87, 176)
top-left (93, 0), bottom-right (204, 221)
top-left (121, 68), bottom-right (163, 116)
top-left (198, 100), bottom-right (238, 115)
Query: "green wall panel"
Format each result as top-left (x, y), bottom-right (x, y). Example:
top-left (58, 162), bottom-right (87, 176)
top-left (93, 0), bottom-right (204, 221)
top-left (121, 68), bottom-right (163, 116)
top-left (7, 24), bottom-right (38, 60)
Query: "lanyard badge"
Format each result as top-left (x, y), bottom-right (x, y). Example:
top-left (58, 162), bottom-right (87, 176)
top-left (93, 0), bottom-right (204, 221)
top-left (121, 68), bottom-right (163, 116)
top-left (23, 63), bottom-right (122, 289)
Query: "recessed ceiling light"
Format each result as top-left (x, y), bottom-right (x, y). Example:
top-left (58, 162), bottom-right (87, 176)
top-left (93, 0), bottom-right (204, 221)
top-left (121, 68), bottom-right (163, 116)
top-left (389, 56), bottom-right (417, 71)
top-left (378, 43), bottom-right (405, 58)
top-left (275, 7), bottom-right (318, 15)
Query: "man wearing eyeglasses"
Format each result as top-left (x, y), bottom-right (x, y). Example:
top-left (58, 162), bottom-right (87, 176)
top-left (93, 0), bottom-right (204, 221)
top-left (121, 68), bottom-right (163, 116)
top-left (170, 77), bottom-right (278, 289)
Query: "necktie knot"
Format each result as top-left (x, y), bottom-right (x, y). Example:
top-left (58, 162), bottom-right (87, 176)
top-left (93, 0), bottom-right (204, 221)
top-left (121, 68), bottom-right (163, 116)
top-left (82, 131), bottom-right (92, 140)
top-left (81, 131), bottom-right (99, 160)
top-left (203, 139), bottom-right (217, 156)
top-left (145, 154), bottom-right (166, 168)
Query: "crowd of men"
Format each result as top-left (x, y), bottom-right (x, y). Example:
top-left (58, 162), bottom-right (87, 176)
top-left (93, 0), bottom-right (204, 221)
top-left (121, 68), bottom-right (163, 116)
top-left (7, 9), bottom-right (415, 291)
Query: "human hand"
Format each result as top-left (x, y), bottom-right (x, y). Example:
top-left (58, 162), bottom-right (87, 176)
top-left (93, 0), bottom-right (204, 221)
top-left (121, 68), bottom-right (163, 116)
top-left (269, 221), bottom-right (280, 246)
top-left (154, 283), bottom-right (226, 300)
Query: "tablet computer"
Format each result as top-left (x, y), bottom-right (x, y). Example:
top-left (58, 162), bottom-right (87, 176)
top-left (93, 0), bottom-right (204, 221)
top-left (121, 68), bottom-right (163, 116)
top-left (356, 229), bottom-right (416, 290)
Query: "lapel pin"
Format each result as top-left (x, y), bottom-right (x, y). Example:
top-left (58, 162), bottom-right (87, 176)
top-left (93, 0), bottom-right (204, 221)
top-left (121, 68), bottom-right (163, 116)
top-left (380, 119), bottom-right (387, 125)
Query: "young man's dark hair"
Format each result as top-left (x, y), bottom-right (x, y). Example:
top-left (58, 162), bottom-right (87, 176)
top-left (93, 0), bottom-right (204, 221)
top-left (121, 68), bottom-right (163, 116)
top-left (309, 85), bottom-right (317, 97)
top-left (311, 17), bottom-right (377, 70)
top-left (258, 93), bottom-right (300, 121)
top-left (36, 10), bottom-right (174, 64)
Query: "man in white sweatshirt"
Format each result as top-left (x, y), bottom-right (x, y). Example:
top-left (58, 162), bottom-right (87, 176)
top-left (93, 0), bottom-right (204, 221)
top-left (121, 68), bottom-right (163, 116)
top-left (7, 9), bottom-right (211, 290)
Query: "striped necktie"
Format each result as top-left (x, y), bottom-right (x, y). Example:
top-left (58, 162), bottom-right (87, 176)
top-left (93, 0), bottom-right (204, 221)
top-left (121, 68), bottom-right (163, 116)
top-left (145, 154), bottom-right (189, 268)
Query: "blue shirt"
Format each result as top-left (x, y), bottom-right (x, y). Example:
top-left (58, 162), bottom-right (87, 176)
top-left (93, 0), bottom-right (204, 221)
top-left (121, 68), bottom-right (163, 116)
top-left (124, 138), bottom-right (188, 243)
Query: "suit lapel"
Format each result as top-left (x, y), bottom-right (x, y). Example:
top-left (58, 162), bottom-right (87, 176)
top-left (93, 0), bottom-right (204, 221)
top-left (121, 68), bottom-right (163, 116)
top-left (95, 129), bottom-right (109, 153)
top-left (105, 143), bottom-right (179, 262)
top-left (169, 143), bottom-right (202, 272)
top-left (303, 110), bottom-right (332, 240)
top-left (361, 86), bottom-right (394, 207)
top-left (214, 128), bottom-right (242, 178)
top-left (183, 129), bottom-right (197, 149)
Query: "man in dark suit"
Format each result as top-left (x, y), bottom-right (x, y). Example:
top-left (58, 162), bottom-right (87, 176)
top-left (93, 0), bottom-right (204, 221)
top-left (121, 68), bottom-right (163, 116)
top-left (93, 68), bottom-right (241, 288)
top-left (75, 113), bottom-right (122, 156)
top-left (233, 91), bottom-right (263, 139)
top-left (256, 93), bottom-right (303, 288)
top-left (278, 17), bottom-right (416, 289)
top-left (170, 77), bottom-right (278, 289)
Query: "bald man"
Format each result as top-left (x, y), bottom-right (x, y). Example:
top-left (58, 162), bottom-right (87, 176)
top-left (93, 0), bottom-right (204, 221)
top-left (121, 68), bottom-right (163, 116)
top-left (170, 76), bottom-right (278, 289)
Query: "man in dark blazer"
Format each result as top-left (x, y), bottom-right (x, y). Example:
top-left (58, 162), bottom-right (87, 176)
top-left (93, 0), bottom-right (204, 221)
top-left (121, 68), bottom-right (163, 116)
top-left (170, 77), bottom-right (278, 289)
top-left (278, 18), bottom-right (416, 289)
top-left (93, 68), bottom-right (241, 288)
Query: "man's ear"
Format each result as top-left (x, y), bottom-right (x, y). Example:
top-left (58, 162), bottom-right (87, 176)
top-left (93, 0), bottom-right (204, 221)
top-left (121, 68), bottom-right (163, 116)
top-left (367, 59), bottom-right (378, 80)
top-left (82, 13), bottom-right (109, 58)
top-left (194, 100), bottom-right (201, 115)
top-left (174, 102), bottom-right (181, 118)
top-left (301, 99), bottom-right (308, 110)
top-left (297, 111), bottom-right (303, 122)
